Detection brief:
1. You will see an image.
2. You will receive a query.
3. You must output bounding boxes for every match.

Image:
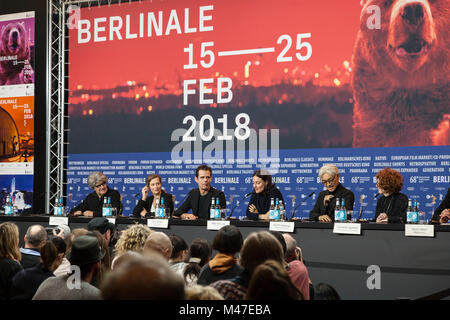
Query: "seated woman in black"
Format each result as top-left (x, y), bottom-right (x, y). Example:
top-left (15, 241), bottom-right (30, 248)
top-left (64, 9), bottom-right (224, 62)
top-left (246, 170), bottom-right (284, 220)
top-left (133, 174), bottom-right (174, 218)
top-left (374, 168), bottom-right (408, 224)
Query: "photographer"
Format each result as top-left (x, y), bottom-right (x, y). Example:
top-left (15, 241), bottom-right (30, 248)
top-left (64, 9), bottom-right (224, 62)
top-left (87, 217), bottom-right (118, 263)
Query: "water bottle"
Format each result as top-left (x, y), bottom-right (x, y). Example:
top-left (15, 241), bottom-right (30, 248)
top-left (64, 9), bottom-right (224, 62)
top-left (4, 195), bottom-right (13, 216)
top-left (102, 197), bottom-right (111, 217)
top-left (210, 197), bottom-right (216, 220)
top-left (334, 198), bottom-right (341, 222)
top-left (269, 198), bottom-right (275, 220)
top-left (215, 197), bottom-right (221, 220)
top-left (406, 199), bottom-right (418, 224)
top-left (54, 197), bottom-right (64, 216)
top-left (154, 197), bottom-right (161, 218)
top-left (341, 198), bottom-right (347, 222)
top-left (279, 200), bottom-right (286, 221)
top-left (159, 197), bottom-right (166, 218)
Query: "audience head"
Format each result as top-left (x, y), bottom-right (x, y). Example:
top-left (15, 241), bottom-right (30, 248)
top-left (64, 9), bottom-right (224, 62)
top-left (87, 230), bottom-right (111, 271)
top-left (252, 169), bottom-right (273, 194)
top-left (269, 230), bottom-right (287, 257)
top-left (283, 233), bottom-right (302, 263)
top-left (184, 238), bottom-right (212, 283)
top-left (68, 235), bottom-right (105, 282)
top-left (101, 251), bottom-right (185, 300)
top-left (0, 222), bottom-right (21, 261)
top-left (169, 234), bottom-right (188, 261)
top-left (318, 164), bottom-right (340, 192)
top-left (313, 283), bottom-right (341, 300)
top-left (111, 251), bottom-right (141, 270)
top-left (55, 224), bottom-right (71, 240)
top-left (185, 285), bottom-right (224, 300)
top-left (239, 231), bottom-right (284, 275)
top-left (376, 167), bottom-right (403, 195)
top-left (212, 225), bottom-right (243, 255)
top-left (87, 217), bottom-right (115, 244)
top-left (114, 224), bottom-right (153, 256)
top-left (246, 260), bottom-right (304, 300)
top-left (51, 236), bottom-right (67, 261)
top-left (143, 232), bottom-right (173, 260)
top-left (40, 240), bottom-right (61, 272)
top-left (24, 224), bottom-right (47, 249)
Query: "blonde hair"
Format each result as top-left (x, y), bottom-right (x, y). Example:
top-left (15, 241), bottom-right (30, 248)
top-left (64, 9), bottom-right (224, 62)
top-left (114, 224), bottom-right (153, 256)
top-left (0, 222), bottom-right (21, 261)
top-left (185, 285), bottom-right (224, 300)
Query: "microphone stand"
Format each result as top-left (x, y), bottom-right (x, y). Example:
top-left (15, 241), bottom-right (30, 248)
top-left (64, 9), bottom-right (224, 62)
top-left (290, 192), bottom-right (315, 221)
top-left (228, 192), bottom-right (252, 220)
top-left (357, 193), bottom-right (380, 222)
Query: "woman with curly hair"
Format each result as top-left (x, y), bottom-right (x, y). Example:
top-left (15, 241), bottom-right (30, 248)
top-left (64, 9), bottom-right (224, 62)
top-left (113, 224), bottom-right (153, 258)
top-left (375, 168), bottom-right (408, 224)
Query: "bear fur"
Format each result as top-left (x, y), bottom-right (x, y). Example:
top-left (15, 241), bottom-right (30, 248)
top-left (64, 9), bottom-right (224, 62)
top-left (352, 0), bottom-right (449, 147)
top-left (0, 22), bottom-right (33, 85)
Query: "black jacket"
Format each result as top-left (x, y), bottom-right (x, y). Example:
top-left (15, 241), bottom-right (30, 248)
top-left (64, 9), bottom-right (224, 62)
top-left (132, 190), bottom-right (174, 218)
top-left (70, 188), bottom-right (122, 217)
top-left (375, 193), bottom-right (408, 223)
top-left (309, 184), bottom-right (355, 221)
top-left (173, 187), bottom-right (226, 220)
top-left (432, 188), bottom-right (450, 222)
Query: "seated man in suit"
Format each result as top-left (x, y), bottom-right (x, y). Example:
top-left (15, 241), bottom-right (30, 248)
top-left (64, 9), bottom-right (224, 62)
top-left (432, 188), bottom-right (450, 224)
top-left (173, 164), bottom-right (226, 220)
top-left (309, 164), bottom-right (354, 222)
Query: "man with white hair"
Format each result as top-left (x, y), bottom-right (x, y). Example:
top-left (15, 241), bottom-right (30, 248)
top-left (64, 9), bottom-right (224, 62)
top-left (309, 164), bottom-right (354, 222)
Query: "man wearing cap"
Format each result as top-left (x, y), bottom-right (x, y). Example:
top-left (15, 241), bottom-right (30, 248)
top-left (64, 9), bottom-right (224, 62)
top-left (32, 235), bottom-right (104, 300)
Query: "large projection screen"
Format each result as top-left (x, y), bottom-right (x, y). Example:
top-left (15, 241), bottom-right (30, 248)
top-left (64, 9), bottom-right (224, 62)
top-left (66, 0), bottom-right (449, 217)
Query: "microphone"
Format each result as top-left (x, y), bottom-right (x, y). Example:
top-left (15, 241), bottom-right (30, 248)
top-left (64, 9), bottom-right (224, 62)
top-left (357, 193), bottom-right (381, 222)
top-left (290, 192), bottom-right (315, 221)
top-left (134, 192), bottom-right (141, 198)
top-left (172, 192), bottom-right (191, 219)
top-left (228, 192), bottom-right (253, 220)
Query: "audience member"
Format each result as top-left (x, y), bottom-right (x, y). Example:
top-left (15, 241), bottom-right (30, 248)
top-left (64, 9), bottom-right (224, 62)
top-left (87, 230), bottom-right (111, 287)
top-left (52, 236), bottom-right (71, 277)
top-left (283, 233), bottom-right (311, 299)
top-left (185, 284), bottom-right (224, 300)
top-left (53, 224), bottom-right (71, 240)
top-left (198, 225), bottom-right (243, 285)
top-left (111, 251), bottom-right (141, 270)
top-left (210, 231), bottom-right (285, 300)
top-left (313, 282), bottom-right (341, 300)
top-left (168, 234), bottom-right (188, 274)
top-left (33, 236), bottom-right (104, 300)
top-left (20, 225), bottom-right (47, 269)
top-left (143, 232), bottom-right (173, 260)
top-left (112, 224), bottom-right (153, 267)
top-left (101, 251), bottom-right (185, 300)
top-left (183, 238), bottom-right (212, 287)
top-left (246, 259), bottom-right (304, 300)
top-left (11, 240), bottom-right (62, 300)
top-left (0, 222), bottom-right (23, 300)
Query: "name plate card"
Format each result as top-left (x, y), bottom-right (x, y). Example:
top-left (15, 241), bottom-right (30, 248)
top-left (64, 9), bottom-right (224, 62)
top-left (49, 216), bottom-right (69, 226)
top-left (269, 221), bottom-right (295, 233)
top-left (147, 219), bottom-right (169, 229)
top-left (107, 218), bottom-right (116, 225)
top-left (405, 224), bottom-right (434, 237)
top-left (207, 220), bottom-right (230, 230)
top-left (333, 222), bottom-right (361, 235)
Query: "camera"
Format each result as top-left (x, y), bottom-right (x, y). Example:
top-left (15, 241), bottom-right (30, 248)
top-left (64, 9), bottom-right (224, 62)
top-left (45, 227), bottom-right (59, 236)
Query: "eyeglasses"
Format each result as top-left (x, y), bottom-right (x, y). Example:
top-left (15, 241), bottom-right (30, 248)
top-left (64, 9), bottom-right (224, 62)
top-left (95, 182), bottom-right (106, 188)
top-left (322, 177), bottom-right (336, 185)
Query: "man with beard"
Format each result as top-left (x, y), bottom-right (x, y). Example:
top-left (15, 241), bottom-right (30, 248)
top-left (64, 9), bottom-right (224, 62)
top-left (32, 236), bottom-right (104, 300)
top-left (309, 164), bottom-right (354, 222)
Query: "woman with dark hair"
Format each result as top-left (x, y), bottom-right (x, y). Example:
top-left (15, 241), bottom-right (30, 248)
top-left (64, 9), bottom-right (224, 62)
top-left (133, 174), bottom-right (174, 218)
top-left (168, 234), bottom-right (188, 274)
top-left (375, 168), bottom-right (408, 224)
top-left (313, 283), bottom-right (341, 300)
top-left (11, 241), bottom-right (62, 300)
top-left (197, 225), bottom-right (244, 285)
top-left (246, 170), bottom-right (284, 220)
top-left (183, 238), bottom-right (212, 287)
